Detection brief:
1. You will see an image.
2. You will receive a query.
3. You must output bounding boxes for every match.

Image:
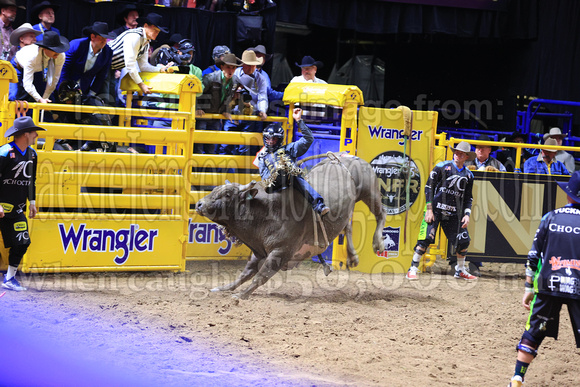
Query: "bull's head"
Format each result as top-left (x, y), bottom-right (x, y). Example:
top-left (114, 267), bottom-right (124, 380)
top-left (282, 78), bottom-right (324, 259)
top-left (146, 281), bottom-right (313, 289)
top-left (195, 180), bottom-right (259, 222)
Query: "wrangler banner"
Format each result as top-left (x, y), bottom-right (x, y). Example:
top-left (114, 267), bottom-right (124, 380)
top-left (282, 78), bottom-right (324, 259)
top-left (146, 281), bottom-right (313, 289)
top-left (337, 107), bottom-right (438, 273)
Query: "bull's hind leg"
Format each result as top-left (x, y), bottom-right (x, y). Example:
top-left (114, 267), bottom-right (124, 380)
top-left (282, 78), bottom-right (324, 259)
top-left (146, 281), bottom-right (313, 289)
top-left (211, 253), bottom-right (262, 292)
top-left (362, 191), bottom-right (386, 254)
top-left (343, 221), bottom-right (359, 268)
top-left (236, 249), bottom-right (287, 299)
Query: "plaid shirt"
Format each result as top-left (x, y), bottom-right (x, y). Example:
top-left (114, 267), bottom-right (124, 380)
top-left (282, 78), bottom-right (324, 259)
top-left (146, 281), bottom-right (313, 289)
top-left (0, 18), bottom-right (15, 62)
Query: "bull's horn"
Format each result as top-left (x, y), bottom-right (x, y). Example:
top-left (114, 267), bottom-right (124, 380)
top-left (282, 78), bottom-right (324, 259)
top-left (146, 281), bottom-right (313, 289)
top-left (225, 180), bottom-right (232, 185)
top-left (238, 180), bottom-right (257, 191)
top-left (396, 106), bottom-right (413, 137)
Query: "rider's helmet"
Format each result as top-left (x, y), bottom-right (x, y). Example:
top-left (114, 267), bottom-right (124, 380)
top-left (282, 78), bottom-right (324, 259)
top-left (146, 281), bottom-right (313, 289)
top-left (263, 123), bottom-right (284, 151)
top-left (178, 39), bottom-right (195, 63)
top-left (212, 45), bottom-right (230, 61)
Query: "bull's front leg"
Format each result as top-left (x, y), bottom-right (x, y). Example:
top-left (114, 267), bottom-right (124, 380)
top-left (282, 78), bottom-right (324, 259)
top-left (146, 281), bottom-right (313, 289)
top-left (211, 253), bottom-right (262, 292)
top-left (236, 249), bottom-right (287, 299)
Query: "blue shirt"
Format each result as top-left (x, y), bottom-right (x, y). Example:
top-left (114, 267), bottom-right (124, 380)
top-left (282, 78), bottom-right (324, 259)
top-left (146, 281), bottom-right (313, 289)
top-left (523, 154), bottom-right (570, 175)
top-left (33, 23), bottom-right (60, 36)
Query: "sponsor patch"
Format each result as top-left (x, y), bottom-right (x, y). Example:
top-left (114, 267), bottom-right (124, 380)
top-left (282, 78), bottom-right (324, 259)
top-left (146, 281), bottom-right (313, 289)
top-left (13, 221), bottom-right (27, 232)
top-left (377, 226), bottom-right (400, 259)
top-left (1, 203), bottom-right (14, 213)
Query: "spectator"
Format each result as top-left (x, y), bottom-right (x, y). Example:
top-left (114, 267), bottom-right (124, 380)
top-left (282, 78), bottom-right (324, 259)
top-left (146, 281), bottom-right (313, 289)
top-left (31, 1), bottom-right (59, 36)
top-left (112, 4), bottom-right (140, 37)
top-left (406, 141), bottom-right (477, 281)
top-left (108, 13), bottom-right (175, 98)
top-left (222, 50), bottom-right (268, 155)
top-left (290, 56), bottom-right (326, 84)
top-left (0, 0), bottom-right (21, 61)
top-left (12, 30), bottom-right (69, 104)
top-left (58, 21), bottom-right (114, 99)
top-left (250, 44), bottom-right (284, 114)
top-left (464, 134), bottom-right (507, 172)
top-left (9, 22), bottom-right (41, 51)
top-left (523, 138), bottom-right (570, 175)
top-left (202, 45), bottom-right (230, 76)
top-left (507, 171), bottom-right (580, 386)
top-left (544, 127), bottom-right (575, 173)
top-left (497, 131), bottom-right (534, 172)
top-left (0, 117), bottom-right (46, 292)
top-left (290, 55), bottom-right (327, 121)
top-left (196, 52), bottom-right (241, 152)
top-left (8, 23), bottom-right (40, 100)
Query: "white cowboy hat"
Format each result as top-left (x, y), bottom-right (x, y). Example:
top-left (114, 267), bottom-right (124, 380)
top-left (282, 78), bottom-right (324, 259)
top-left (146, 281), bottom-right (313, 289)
top-left (450, 141), bottom-right (476, 161)
top-left (543, 127), bottom-right (567, 141)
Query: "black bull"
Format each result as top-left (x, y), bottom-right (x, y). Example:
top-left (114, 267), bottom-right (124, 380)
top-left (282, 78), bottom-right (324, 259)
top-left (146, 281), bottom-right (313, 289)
top-left (195, 154), bottom-right (386, 299)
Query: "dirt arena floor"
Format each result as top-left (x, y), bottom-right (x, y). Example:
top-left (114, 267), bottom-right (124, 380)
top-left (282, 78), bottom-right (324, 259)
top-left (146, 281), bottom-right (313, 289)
top-left (1, 259), bottom-right (579, 386)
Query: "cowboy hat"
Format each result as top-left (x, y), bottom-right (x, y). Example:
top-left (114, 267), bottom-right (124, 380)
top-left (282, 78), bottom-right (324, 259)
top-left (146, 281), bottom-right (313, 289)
top-left (508, 131), bottom-right (525, 142)
top-left (543, 127), bottom-right (567, 141)
top-left (31, 1), bottom-right (58, 20)
top-left (556, 171), bottom-right (580, 203)
top-left (4, 116), bottom-right (46, 138)
top-left (82, 21), bottom-right (115, 40)
top-left (9, 23), bottom-right (41, 46)
top-left (137, 13), bottom-right (168, 33)
top-left (168, 33), bottom-right (183, 45)
top-left (295, 55), bottom-right (323, 68)
top-left (115, 4), bottom-right (140, 27)
top-left (215, 53), bottom-right (241, 67)
top-left (474, 133), bottom-right (497, 152)
top-left (0, 0), bottom-right (25, 9)
top-left (450, 141), bottom-right (476, 161)
top-left (240, 50), bottom-right (263, 66)
top-left (237, 74), bottom-right (256, 94)
top-left (249, 45), bottom-right (272, 62)
top-left (36, 30), bottom-right (69, 53)
top-left (542, 138), bottom-right (559, 153)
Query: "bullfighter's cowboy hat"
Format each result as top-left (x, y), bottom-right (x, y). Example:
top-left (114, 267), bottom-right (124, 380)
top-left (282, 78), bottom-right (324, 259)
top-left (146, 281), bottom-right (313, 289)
top-left (115, 4), bottom-right (141, 27)
top-left (295, 55), bottom-right (323, 68)
top-left (4, 116), bottom-right (46, 138)
top-left (557, 171), bottom-right (580, 203)
top-left (215, 53), bottom-right (242, 67)
top-left (474, 133), bottom-right (498, 152)
top-left (10, 23), bottom-right (41, 46)
top-left (543, 127), bottom-right (567, 141)
top-left (31, 1), bottom-right (59, 20)
top-left (450, 141), bottom-right (476, 161)
top-left (240, 50), bottom-right (263, 66)
top-left (249, 45), bottom-right (272, 62)
top-left (82, 21), bottom-right (115, 40)
top-left (36, 30), bottom-right (69, 53)
top-left (0, 0), bottom-right (25, 9)
top-left (137, 12), bottom-right (169, 33)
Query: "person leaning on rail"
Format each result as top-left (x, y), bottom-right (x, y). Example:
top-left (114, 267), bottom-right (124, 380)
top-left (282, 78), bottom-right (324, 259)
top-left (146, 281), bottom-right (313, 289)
top-left (108, 12), bottom-right (175, 101)
top-left (11, 30), bottom-right (69, 105)
top-left (508, 171), bottom-right (580, 386)
top-left (523, 138), bottom-right (570, 175)
top-left (464, 133), bottom-right (507, 172)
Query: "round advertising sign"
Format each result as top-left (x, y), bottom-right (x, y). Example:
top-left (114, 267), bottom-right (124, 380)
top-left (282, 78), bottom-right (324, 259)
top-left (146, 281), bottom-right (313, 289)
top-left (370, 151), bottom-right (421, 215)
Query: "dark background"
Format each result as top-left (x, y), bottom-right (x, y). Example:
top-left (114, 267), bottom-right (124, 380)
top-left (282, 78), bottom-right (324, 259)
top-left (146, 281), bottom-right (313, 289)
top-left (15, 0), bottom-right (580, 134)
